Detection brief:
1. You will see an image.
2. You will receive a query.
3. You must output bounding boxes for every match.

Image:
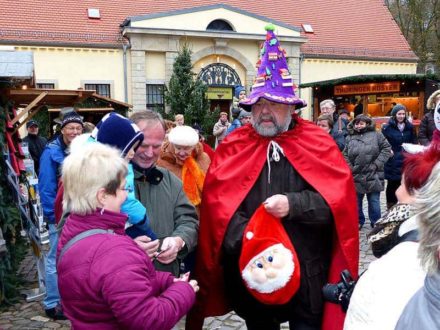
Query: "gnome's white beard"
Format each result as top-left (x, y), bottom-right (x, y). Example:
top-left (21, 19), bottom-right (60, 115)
top-left (242, 243), bottom-right (295, 294)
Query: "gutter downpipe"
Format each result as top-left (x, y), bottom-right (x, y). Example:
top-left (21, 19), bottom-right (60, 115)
top-left (122, 41), bottom-right (130, 104)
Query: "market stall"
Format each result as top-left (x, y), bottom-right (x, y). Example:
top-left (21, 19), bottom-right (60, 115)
top-left (300, 74), bottom-right (440, 128)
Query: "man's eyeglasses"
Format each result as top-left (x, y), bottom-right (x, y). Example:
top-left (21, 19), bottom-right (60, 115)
top-left (64, 126), bottom-right (83, 133)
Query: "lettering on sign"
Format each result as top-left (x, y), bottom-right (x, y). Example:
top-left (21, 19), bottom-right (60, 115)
top-left (206, 87), bottom-right (233, 100)
top-left (334, 82), bottom-right (400, 95)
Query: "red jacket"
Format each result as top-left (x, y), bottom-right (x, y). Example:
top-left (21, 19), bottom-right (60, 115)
top-left (57, 209), bottom-right (195, 329)
top-left (192, 117), bottom-right (359, 330)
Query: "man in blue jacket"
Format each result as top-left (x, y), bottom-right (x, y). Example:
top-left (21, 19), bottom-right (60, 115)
top-left (39, 111), bottom-right (83, 319)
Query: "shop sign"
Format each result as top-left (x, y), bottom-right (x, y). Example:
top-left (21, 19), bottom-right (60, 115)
top-left (334, 82), bottom-right (400, 95)
top-left (206, 87), bottom-right (233, 100)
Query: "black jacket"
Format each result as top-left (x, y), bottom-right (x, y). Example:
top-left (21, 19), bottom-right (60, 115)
top-left (222, 155), bottom-right (333, 325)
top-left (418, 110), bottom-right (435, 146)
top-left (23, 134), bottom-right (47, 174)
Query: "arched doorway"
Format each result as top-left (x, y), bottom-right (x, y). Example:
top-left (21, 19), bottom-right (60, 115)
top-left (197, 63), bottom-right (242, 113)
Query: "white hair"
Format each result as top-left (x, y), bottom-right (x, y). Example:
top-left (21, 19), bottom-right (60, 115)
top-left (416, 162), bottom-right (440, 274)
top-left (320, 99), bottom-right (335, 109)
top-left (62, 143), bottom-right (127, 215)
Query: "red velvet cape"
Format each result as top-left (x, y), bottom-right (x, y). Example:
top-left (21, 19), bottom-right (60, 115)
top-left (194, 117), bottom-right (359, 330)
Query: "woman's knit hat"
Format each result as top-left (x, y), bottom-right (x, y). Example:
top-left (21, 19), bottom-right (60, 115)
top-left (94, 112), bottom-right (144, 158)
top-left (391, 103), bottom-right (406, 117)
top-left (168, 126), bottom-right (199, 146)
top-left (239, 24), bottom-right (306, 111)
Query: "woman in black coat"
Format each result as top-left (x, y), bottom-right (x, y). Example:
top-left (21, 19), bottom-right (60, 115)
top-left (382, 104), bottom-right (417, 209)
top-left (343, 115), bottom-right (391, 228)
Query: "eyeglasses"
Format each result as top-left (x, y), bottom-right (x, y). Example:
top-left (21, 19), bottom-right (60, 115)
top-left (118, 186), bottom-right (133, 193)
top-left (64, 126), bottom-right (83, 133)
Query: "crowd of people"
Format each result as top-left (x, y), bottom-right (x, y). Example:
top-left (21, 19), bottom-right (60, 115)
top-left (24, 26), bottom-right (440, 330)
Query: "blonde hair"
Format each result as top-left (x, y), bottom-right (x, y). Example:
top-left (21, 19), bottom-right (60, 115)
top-left (415, 162), bottom-right (440, 274)
top-left (62, 143), bottom-right (127, 215)
top-left (426, 90), bottom-right (440, 110)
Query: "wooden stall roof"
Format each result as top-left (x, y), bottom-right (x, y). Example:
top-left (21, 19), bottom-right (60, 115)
top-left (7, 88), bottom-right (132, 132)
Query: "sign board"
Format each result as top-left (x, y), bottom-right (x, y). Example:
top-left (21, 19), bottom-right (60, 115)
top-left (334, 82), bottom-right (400, 96)
top-left (206, 87), bottom-right (233, 100)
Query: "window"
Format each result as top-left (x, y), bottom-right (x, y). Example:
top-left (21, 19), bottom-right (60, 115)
top-left (206, 19), bottom-right (234, 31)
top-left (36, 83), bottom-right (55, 89)
top-left (85, 83), bottom-right (111, 98)
top-left (146, 84), bottom-right (165, 111)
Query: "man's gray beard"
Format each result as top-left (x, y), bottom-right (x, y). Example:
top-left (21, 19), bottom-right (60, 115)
top-left (252, 115), bottom-right (292, 137)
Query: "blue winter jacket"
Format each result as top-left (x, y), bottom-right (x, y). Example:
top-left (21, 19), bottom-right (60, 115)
top-left (382, 118), bottom-right (416, 181)
top-left (226, 118), bottom-right (241, 136)
top-left (39, 135), bottom-right (67, 224)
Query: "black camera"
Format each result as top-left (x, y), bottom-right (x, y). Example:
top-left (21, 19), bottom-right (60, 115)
top-left (322, 269), bottom-right (356, 312)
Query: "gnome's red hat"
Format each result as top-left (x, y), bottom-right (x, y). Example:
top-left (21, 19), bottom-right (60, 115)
top-left (239, 205), bottom-right (300, 305)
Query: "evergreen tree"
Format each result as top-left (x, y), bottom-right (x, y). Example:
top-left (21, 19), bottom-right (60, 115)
top-left (164, 43), bottom-right (217, 137)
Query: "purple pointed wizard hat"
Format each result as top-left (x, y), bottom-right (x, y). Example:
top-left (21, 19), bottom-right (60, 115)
top-left (239, 24), bottom-right (306, 110)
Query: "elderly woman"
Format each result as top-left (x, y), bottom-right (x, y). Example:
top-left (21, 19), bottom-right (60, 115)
top-left (57, 143), bottom-right (198, 329)
top-left (344, 144), bottom-right (440, 330)
top-left (157, 125), bottom-right (211, 214)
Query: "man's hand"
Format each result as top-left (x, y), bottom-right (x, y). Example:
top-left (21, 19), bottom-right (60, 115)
top-left (156, 236), bottom-right (185, 264)
top-left (134, 236), bottom-right (160, 259)
top-left (263, 194), bottom-right (289, 218)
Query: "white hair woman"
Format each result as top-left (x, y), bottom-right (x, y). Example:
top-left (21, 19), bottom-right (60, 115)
top-left (157, 125), bottom-right (211, 215)
top-left (57, 143), bottom-right (198, 329)
top-left (396, 157), bottom-right (440, 330)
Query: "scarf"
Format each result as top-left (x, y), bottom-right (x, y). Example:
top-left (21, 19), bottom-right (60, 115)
top-left (182, 156), bottom-right (205, 206)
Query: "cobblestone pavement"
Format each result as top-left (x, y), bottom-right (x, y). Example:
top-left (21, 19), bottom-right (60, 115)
top-left (0, 196), bottom-right (383, 329)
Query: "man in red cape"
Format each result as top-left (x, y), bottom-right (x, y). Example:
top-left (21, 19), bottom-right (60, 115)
top-left (187, 25), bottom-right (358, 330)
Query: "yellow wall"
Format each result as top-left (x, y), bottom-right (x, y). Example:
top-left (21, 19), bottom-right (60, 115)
top-left (145, 52), bottom-right (165, 80)
top-left (15, 46), bottom-right (125, 102)
top-left (299, 58), bottom-right (417, 119)
top-left (131, 8), bottom-right (300, 37)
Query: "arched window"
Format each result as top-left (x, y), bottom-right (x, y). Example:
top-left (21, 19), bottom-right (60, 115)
top-left (206, 19), bottom-right (234, 31)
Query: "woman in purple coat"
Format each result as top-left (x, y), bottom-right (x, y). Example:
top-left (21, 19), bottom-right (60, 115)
top-left (57, 143), bottom-right (198, 329)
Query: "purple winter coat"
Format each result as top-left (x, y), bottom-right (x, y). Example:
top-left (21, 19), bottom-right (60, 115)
top-left (57, 209), bottom-right (195, 329)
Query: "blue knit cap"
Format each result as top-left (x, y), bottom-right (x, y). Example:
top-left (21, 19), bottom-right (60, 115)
top-left (234, 85), bottom-right (246, 99)
top-left (61, 111), bottom-right (84, 129)
top-left (95, 112), bottom-right (144, 158)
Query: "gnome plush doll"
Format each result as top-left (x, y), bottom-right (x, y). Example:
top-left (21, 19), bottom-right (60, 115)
top-left (239, 205), bottom-right (300, 305)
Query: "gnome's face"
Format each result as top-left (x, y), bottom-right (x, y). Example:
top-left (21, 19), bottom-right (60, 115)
top-left (242, 243), bottom-right (294, 294)
top-left (251, 99), bottom-right (293, 137)
top-left (434, 98), bottom-right (440, 131)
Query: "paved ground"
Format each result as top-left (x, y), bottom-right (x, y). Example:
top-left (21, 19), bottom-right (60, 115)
top-left (0, 196), bottom-right (382, 329)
